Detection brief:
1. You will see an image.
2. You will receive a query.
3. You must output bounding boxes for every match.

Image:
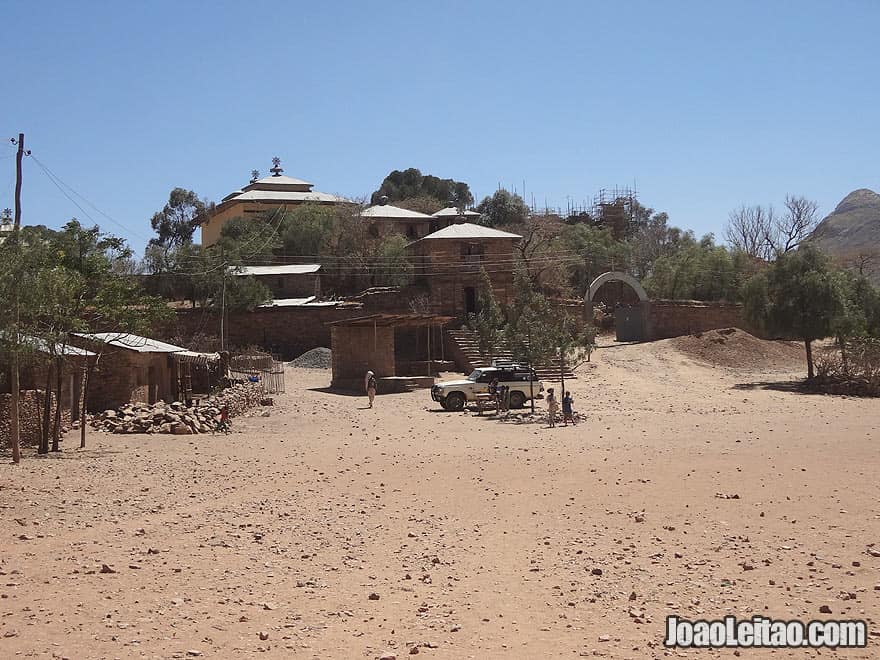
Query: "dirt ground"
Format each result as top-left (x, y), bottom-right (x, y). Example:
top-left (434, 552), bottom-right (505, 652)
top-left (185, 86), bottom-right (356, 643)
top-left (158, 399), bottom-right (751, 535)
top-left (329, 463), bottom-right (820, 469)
top-left (1, 337), bottom-right (878, 659)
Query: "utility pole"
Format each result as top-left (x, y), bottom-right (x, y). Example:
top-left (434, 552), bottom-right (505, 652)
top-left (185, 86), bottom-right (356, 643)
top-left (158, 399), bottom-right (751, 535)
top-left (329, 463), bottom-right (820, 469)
top-left (9, 133), bottom-right (26, 464)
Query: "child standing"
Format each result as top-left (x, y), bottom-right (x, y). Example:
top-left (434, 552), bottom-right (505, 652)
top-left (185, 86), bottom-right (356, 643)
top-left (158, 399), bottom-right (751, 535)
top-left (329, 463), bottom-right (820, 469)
top-left (546, 387), bottom-right (558, 428)
top-left (562, 391), bottom-right (575, 426)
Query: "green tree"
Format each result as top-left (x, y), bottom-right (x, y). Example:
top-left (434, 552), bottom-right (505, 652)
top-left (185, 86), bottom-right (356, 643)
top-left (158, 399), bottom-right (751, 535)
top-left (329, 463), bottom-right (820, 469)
top-left (477, 189), bottom-right (529, 227)
top-left (1, 222), bottom-right (173, 453)
top-left (371, 168), bottom-right (473, 208)
top-left (742, 245), bottom-right (847, 379)
top-left (373, 235), bottom-right (412, 287)
top-left (149, 188), bottom-right (212, 250)
top-left (541, 305), bottom-right (598, 400)
top-left (279, 204), bottom-right (336, 256)
top-left (560, 224), bottom-right (632, 293)
top-left (467, 268), bottom-right (504, 360)
top-left (504, 265), bottom-right (555, 413)
top-left (643, 234), bottom-right (751, 302)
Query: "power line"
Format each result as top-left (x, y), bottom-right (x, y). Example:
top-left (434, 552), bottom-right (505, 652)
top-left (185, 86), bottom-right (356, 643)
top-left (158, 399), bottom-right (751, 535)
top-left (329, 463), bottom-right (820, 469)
top-left (28, 153), bottom-right (155, 242)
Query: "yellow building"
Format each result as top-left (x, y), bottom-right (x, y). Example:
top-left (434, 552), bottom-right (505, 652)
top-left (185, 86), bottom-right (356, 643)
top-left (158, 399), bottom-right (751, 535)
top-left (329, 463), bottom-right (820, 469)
top-left (200, 158), bottom-right (351, 246)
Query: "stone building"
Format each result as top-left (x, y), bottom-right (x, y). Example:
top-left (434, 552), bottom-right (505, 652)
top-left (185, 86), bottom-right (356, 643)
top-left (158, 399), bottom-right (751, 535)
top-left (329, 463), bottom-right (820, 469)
top-left (407, 222), bottom-right (522, 318)
top-left (201, 158), bottom-right (351, 246)
top-left (235, 264), bottom-right (322, 299)
top-left (328, 313), bottom-right (451, 391)
top-left (360, 201), bottom-right (434, 240)
top-left (69, 333), bottom-right (188, 411)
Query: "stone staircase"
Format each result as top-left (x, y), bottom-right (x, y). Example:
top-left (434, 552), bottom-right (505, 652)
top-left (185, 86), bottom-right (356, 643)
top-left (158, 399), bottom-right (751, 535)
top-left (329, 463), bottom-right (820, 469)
top-left (445, 329), bottom-right (576, 381)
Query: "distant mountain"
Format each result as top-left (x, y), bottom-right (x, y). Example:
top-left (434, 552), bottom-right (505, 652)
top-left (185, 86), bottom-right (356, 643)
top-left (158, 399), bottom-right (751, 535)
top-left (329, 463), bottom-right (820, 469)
top-left (809, 188), bottom-right (880, 280)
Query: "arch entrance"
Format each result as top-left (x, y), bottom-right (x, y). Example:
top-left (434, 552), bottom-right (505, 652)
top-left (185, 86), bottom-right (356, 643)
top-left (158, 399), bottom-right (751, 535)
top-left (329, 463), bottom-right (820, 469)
top-left (585, 271), bottom-right (650, 342)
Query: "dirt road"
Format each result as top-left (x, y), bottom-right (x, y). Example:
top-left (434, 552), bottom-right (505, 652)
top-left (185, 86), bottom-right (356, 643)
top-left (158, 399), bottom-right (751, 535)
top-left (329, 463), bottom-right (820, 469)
top-left (1, 339), bottom-right (878, 658)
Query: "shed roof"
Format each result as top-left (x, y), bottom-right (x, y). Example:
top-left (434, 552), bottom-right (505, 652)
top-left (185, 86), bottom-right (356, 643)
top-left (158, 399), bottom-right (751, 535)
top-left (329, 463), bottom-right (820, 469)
top-left (11, 334), bottom-right (96, 357)
top-left (73, 333), bottom-right (187, 353)
top-left (258, 296), bottom-right (336, 308)
top-left (361, 204), bottom-right (433, 220)
top-left (236, 264), bottom-right (321, 276)
top-left (411, 222), bottom-right (522, 242)
top-left (327, 313), bottom-right (454, 327)
top-left (173, 350), bottom-right (220, 365)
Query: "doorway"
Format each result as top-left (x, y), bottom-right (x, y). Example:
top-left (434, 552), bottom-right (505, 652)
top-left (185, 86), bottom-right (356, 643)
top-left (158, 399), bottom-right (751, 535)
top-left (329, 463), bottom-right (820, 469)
top-left (464, 287), bottom-right (477, 316)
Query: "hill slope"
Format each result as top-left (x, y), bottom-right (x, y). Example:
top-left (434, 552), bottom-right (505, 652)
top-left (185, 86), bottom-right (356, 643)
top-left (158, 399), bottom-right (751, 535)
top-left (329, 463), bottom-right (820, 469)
top-left (809, 189), bottom-right (880, 273)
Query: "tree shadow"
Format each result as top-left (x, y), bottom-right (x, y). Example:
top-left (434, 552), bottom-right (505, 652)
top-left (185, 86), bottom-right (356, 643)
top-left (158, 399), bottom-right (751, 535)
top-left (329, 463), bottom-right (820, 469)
top-left (0, 444), bottom-right (124, 462)
top-left (731, 379), bottom-right (813, 394)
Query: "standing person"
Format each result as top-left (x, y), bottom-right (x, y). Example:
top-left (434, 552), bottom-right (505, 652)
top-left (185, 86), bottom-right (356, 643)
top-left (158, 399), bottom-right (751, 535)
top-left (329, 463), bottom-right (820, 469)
top-left (562, 391), bottom-right (575, 426)
top-left (546, 387), bottom-right (558, 428)
top-left (366, 370), bottom-right (377, 408)
top-left (489, 377), bottom-right (500, 414)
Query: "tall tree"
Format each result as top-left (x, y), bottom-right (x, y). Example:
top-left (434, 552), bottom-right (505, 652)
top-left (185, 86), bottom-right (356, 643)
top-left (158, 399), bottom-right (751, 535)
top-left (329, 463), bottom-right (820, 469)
top-left (477, 190), bottom-right (529, 227)
top-left (725, 195), bottom-right (819, 261)
top-left (371, 168), bottom-right (473, 208)
top-left (504, 265), bottom-right (553, 413)
top-left (149, 188), bottom-right (213, 250)
top-left (467, 268), bottom-right (504, 360)
top-left (742, 245), bottom-right (847, 378)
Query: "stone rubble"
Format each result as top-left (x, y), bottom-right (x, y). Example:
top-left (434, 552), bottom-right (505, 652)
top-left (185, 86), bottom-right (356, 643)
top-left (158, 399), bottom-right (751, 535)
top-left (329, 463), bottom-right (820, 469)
top-left (90, 383), bottom-right (264, 435)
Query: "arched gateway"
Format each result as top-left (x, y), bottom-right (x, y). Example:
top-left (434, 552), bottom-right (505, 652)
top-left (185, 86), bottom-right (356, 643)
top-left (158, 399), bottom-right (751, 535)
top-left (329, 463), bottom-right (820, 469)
top-left (584, 271), bottom-right (650, 342)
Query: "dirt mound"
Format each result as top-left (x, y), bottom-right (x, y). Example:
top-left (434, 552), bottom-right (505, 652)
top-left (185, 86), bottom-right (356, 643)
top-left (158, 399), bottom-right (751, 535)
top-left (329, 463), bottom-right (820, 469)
top-left (671, 328), bottom-right (805, 370)
top-left (288, 347), bottom-right (332, 369)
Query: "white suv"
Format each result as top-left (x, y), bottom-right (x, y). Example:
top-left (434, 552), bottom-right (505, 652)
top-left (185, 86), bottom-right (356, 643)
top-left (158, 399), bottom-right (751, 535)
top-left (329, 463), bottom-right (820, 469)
top-left (431, 364), bottom-right (544, 411)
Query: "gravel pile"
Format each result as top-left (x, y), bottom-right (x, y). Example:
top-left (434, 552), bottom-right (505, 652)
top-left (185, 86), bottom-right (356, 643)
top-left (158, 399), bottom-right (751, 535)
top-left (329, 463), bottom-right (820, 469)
top-left (671, 328), bottom-right (805, 370)
top-left (289, 347), bottom-right (332, 369)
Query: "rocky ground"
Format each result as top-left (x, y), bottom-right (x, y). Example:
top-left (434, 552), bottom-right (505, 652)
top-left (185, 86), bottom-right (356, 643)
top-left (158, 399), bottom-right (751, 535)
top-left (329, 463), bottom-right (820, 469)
top-left (0, 337), bottom-right (878, 659)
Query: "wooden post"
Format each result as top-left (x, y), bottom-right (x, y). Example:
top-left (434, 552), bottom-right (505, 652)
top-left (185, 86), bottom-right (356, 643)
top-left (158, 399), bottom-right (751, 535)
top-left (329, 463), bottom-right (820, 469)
top-left (426, 324), bottom-right (431, 377)
top-left (9, 133), bottom-right (24, 463)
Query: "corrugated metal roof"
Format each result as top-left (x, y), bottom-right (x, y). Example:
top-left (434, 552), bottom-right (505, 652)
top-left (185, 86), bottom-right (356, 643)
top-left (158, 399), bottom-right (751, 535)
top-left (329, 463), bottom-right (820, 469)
top-left (413, 222), bottom-right (522, 241)
top-left (431, 207), bottom-right (481, 218)
top-left (236, 264), bottom-right (321, 276)
top-left (173, 350), bottom-right (220, 365)
top-left (361, 204), bottom-right (432, 219)
top-left (327, 313), bottom-right (455, 327)
top-left (74, 333), bottom-right (187, 353)
top-left (13, 335), bottom-right (96, 357)
top-left (258, 296), bottom-right (337, 308)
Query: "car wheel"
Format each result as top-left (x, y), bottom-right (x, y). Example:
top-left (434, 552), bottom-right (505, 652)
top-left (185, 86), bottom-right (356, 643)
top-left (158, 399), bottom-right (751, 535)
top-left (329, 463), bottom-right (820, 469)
top-left (445, 392), bottom-right (465, 411)
top-left (509, 391), bottom-right (526, 409)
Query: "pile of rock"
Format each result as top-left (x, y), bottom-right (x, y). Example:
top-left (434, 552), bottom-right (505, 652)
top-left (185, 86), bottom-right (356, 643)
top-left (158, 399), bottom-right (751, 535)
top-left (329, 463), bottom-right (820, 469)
top-left (91, 383), bottom-right (263, 435)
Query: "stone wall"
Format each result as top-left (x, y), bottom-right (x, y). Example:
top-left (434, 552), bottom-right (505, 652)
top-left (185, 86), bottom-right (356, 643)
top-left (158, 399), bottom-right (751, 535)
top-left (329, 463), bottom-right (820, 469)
top-left (648, 300), bottom-right (759, 340)
top-left (169, 306), bottom-right (371, 360)
top-left (0, 390), bottom-right (69, 446)
top-left (330, 325), bottom-right (395, 391)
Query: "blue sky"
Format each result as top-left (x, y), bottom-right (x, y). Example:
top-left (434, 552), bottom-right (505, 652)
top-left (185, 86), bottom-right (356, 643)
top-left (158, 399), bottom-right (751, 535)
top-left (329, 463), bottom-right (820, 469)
top-left (4, 0), bottom-right (878, 254)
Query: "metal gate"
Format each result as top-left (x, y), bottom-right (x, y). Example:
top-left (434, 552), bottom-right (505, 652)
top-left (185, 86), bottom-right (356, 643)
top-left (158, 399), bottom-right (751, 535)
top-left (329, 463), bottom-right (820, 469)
top-left (615, 305), bottom-right (645, 342)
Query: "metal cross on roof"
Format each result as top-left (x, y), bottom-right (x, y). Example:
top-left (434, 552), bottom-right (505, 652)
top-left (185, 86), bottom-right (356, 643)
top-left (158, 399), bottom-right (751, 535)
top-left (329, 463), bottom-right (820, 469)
top-left (270, 157), bottom-right (283, 177)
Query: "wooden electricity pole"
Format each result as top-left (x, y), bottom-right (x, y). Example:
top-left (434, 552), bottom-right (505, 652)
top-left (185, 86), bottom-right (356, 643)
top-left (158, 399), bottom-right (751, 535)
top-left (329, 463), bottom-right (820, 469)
top-left (9, 133), bottom-right (25, 464)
